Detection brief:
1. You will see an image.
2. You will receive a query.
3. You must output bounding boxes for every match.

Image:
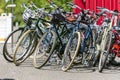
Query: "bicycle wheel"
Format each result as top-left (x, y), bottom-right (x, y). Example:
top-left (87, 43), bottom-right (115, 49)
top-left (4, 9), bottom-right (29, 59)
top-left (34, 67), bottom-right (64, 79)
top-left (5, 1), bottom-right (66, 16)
top-left (85, 31), bottom-right (97, 67)
top-left (33, 30), bottom-right (57, 69)
top-left (62, 32), bottom-right (81, 72)
top-left (92, 29), bottom-right (103, 67)
top-left (98, 31), bottom-right (112, 72)
top-left (3, 28), bottom-right (24, 62)
top-left (92, 44), bottom-right (101, 67)
top-left (13, 30), bottom-right (37, 66)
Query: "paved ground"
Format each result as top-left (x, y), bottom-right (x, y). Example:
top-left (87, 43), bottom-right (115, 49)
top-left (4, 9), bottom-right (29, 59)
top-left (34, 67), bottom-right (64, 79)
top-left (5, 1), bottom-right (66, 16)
top-left (1, 30), bottom-right (120, 80)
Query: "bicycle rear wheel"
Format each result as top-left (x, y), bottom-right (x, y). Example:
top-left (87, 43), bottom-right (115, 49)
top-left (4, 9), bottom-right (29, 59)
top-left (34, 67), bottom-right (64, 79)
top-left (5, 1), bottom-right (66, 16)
top-left (85, 31), bottom-right (97, 67)
top-left (3, 28), bottom-right (24, 62)
top-left (92, 29), bottom-right (103, 67)
top-left (98, 31), bottom-right (112, 72)
top-left (33, 30), bottom-right (57, 69)
top-left (62, 32), bottom-right (81, 72)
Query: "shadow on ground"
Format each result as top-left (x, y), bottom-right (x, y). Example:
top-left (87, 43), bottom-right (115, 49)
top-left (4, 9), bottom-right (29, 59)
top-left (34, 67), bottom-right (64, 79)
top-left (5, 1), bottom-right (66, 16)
top-left (0, 78), bottom-right (15, 80)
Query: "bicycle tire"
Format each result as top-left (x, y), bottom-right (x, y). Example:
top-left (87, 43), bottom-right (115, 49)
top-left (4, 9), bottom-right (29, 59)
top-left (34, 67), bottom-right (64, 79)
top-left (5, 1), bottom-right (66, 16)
top-left (98, 31), bottom-right (112, 72)
top-left (62, 32), bottom-right (81, 72)
top-left (3, 28), bottom-right (24, 62)
top-left (85, 30), bottom-right (97, 67)
top-left (13, 30), bottom-right (37, 66)
top-left (92, 44), bottom-right (101, 67)
top-left (33, 30), bottom-right (57, 69)
top-left (92, 29), bottom-right (103, 67)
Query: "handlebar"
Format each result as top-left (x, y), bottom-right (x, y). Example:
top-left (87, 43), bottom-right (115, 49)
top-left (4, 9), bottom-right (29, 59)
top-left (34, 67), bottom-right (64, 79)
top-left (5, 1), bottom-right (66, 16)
top-left (97, 6), bottom-right (120, 16)
top-left (21, 3), bottom-right (31, 10)
top-left (66, 2), bottom-right (81, 10)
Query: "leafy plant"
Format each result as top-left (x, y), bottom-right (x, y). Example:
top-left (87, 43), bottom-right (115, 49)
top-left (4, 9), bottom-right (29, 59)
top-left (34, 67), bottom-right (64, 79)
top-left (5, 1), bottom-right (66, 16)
top-left (1, 0), bottom-right (72, 26)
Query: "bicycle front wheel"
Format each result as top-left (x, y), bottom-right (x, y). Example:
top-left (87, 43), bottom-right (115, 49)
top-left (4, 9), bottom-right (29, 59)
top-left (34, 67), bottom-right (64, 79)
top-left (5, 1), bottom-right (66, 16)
top-left (33, 30), bottom-right (57, 69)
top-left (62, 32), bottom-right (81, 72)
top-left (98, 31), bottom-right (112, 72)
top-left (13, 30), bottom-right (37, 66)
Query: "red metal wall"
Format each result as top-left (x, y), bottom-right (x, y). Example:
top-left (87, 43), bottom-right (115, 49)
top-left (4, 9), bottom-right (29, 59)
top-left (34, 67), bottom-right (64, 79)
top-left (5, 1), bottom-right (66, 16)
top-left (86, 0), bottom-right (120, 12)
top-left (85, 0), bottom-right (120, 25)
top-left (73, 0), bottom-right (120, 25)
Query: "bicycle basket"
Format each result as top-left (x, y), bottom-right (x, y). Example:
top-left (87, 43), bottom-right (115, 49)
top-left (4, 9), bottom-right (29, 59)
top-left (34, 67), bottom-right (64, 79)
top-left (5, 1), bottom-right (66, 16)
top-left (22, 9), bottom-right (32, 25)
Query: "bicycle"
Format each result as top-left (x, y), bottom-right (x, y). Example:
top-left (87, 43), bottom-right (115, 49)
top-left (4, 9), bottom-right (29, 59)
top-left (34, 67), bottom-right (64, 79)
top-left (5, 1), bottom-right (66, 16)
top-left (3, 3), bottom-right (39, 62)
top-left (13, 3), bottom-right (51, 66)
top-left (61, 2), bottom-right (97, 71)
top-left (98, 8), bottom-right (119, 72)
top-left (32, 1), bottom-right (74, 69)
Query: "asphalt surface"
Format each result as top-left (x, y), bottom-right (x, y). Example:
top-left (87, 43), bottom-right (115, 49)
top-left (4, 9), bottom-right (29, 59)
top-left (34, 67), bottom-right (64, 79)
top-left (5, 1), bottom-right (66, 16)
top-left (0, 27), bottom-right (120, 80)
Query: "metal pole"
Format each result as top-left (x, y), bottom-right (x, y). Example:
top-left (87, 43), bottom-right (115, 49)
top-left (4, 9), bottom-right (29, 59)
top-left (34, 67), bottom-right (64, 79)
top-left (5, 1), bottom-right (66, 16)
top-left (12, 0), bottom-right (14, 13)
top-left (11, 0), bottom-right (14, 51)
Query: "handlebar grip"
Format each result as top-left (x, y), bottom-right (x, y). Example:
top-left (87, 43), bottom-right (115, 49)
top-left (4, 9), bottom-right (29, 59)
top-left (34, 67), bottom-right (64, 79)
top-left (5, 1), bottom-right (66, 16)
top-left (21, 3), bottom-right (28, 9)
top-left (96, 6), bottom-right (105, 9)
top-left (96, 10), bottom-right (107, 17)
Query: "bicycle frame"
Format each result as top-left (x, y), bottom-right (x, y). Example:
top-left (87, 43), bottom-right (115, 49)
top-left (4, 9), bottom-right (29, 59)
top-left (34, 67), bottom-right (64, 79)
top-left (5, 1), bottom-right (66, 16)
top-left (79, 24), bottom-right (93, 53)
top-left (52, 22), bottom-right (73, 55)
